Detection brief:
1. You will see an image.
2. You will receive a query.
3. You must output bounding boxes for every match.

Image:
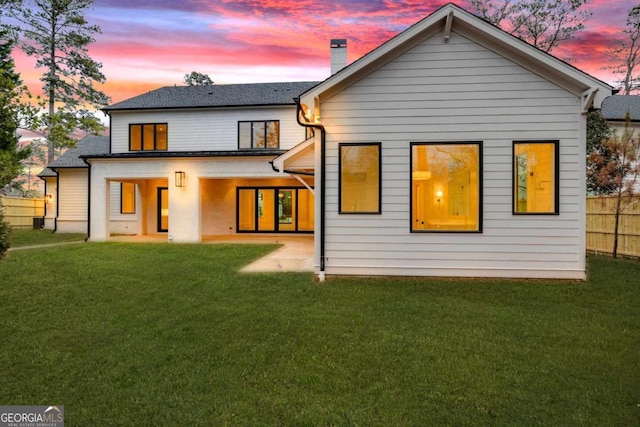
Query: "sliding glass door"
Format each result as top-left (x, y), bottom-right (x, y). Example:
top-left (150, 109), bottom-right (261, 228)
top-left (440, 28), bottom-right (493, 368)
top-left (237, 187), bottom-right (313, 233)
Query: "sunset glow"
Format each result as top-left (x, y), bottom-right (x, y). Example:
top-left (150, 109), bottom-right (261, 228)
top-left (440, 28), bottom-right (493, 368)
top-left (9, 0), bottom-right (636, 104)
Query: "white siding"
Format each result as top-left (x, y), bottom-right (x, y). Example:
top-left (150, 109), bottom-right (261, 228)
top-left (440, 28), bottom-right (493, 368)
top-left (57, 169), bottom-right (88, 233)
top-left (320, 30), bottom-right (586, 279)
top-left (43, 177), bottom-right (57, 230)
top-left (110, 106), bottom-right (306, 153)
top-left (109, 181), bottom-right (140, 235)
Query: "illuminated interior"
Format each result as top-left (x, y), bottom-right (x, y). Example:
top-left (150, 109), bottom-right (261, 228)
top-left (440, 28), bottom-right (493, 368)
top-left (130, 123), bottom-right (167, 151)
top-left (121, 182), bottom-right (136, 214)
top-left (340, 143), bottom-right (380, 213)
top-left (411, 143), bottom-right (480, 231)
top-left (514, 142), bottom-right (556, 214)
top-left (237, 187), bottom-right (314, 232)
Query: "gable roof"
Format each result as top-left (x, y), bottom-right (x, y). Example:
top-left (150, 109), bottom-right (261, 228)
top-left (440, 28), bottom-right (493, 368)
top-left (601, 95), bottom-right (640, 121)
top-left (44, 135), bottom-right (110, 171)
top-left (104, 81), bottom-right (320, 112)
top-left (300, 3), bottom-right (611, 110)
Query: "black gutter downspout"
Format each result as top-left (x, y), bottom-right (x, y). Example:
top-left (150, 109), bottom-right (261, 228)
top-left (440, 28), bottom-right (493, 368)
top-left (269, 161), bottom-right (315, 176)
top-left (294, 97), bottom-right (326, 277)
top-left (52, 169), bottom-right (59, 233)
top-left (81, 157), bottom-right (91, 241)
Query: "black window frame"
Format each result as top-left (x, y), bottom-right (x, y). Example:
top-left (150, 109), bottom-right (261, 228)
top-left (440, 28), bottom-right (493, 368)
top-left (410, 141), bottom-right (483, 233)
top-left (338, 142), bottom-right (382, 214)
top-left (512, 140), bottom-right (560, 215)
top-left (235, 186), bottom-right (314, 233)
top-left (237, 120), bottom-right (280, 149)
top-left (129, 123), bottom-right (168, 151)
top-left (120, 182), bottom-right (136, 214)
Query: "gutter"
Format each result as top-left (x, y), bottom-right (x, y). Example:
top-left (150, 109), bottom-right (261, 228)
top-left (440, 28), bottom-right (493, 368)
top-left (269, 161), bottom-right (315, 176)
top-left (81, 157), bottom-right (91, 241)
top-left (48, 168), bottom-right (60, 233)
top-left (294, 97), bottom-right (326, 281)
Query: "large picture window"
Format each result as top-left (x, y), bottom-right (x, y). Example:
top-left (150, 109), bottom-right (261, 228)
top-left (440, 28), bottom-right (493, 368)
top-left (411, 142), bottom-right (481, 232)
top-left (513, 141), bottom-right (559, 214)
top-left (339, 143), bottom-right (381, 214)
top-left (129, 123), bottom-right (167, 151)
top-left (238, 121), bottom-right (279, 149)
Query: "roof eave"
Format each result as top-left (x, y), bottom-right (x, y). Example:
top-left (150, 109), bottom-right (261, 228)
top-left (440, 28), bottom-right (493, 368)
top-left (301, 3), bottom-right (612, 108)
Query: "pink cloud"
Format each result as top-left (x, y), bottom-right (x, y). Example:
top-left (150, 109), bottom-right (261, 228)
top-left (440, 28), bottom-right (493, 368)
top-left (10, 0), bottom-right (634, 103)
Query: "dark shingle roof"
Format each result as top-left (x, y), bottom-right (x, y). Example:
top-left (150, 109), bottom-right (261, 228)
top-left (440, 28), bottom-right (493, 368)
top-left (38, 167), bottom-right (57, 178)
top-left (601, 95), bottom-right (640, 121)
top-left (46, 135), bottom-right (110, 169)
top-left (103, 81), bottom-right (320, 111)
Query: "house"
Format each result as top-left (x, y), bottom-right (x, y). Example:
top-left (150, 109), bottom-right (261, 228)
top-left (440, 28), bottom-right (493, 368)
top-left (600, 95), bottom-right (640, 192)
top-left (81, 3), bottom-right (611, 280)
top-left (601, 95), bottom-right (640, 136)
top-left (276, 3), bottom-right (611, 280)
top-left (39, 135), bottom-right (110, 232)
top-left (86, 81), bottom-right (319, 242)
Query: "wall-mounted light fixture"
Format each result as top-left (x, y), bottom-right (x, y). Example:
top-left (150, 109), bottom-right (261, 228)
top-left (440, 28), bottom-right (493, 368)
top-left (175, 171), bottom-right (186, 188)
top-left (436, 190), bottom-right (443, 209)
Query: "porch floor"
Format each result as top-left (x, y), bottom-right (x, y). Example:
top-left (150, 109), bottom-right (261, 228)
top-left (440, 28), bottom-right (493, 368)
top-left (109, 234), bottom-right (314, 273)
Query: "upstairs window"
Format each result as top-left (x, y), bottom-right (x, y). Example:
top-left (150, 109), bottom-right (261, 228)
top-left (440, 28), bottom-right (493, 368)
top-left (513, 141), bottom-right (559, 214)
top-left (238, 121), bottom-right (279, 149)
top-left (130, 123), bottom-right (167, 151)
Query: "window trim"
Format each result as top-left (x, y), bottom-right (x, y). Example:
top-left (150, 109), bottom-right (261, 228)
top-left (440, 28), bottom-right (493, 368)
top-left (237, 120), bottom-right (280, 149)
top-left (338, 142), bottom-right (382, 214)
top-left (235, 186), bottom-right (314, 233)
top-left (410, 141), bottom-right (483, 233)
top-left (120, 182), bottom-right (136, 214)
top-left (512, 140), bottom-right (560, 215)
top-left (129, 123), bottom-right (168, 151)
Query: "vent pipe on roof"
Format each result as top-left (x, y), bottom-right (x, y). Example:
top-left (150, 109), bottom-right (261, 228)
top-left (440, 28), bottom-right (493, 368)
top-left (330, 38), bottom-right (347, 75)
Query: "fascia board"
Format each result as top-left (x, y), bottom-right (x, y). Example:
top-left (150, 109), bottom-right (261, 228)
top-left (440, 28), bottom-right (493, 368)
top-left (302, 3), bottom-right (612, 107)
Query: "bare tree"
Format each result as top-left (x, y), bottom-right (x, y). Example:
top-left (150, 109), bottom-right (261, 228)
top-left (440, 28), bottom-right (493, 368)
top-left (587, 114), bottom-right (640, 258)
top-left (606, 6), bottom-right (640, 95)
top-left (469, 0), bottom-right (591, 53)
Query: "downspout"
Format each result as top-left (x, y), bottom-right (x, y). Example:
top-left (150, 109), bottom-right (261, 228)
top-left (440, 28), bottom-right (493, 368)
top-left (38, 176), bottom-right (51, 233)
top-left (81, 157), bottom-right (91, 241)
top-left (269, 162), bottom-right (315, 192)
top-left (294, 97), bottom-right (326, 280)
top-left (52, 169), bottom-right (59, 233)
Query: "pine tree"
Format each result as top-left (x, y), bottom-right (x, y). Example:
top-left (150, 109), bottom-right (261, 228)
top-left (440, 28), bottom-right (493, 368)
top-left (0, 27), bottom-right (30, 190)
top-left (6, 0), bottom-right (110, 164)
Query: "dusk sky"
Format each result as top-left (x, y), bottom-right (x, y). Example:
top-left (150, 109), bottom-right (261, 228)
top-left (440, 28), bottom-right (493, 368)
top-left (9, 0), bottom-right (639, 105)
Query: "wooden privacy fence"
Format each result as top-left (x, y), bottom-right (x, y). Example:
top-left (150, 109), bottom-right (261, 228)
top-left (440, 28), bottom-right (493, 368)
top-left (0, 196), bottom-right (45, 229)
top-left (587, 195), bottom-right (640, 258)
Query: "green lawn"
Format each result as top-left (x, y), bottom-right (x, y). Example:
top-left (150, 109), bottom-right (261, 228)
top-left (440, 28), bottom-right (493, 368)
top-left (8, 228), bottom-right (86, 247)
top-left (0, 243), bottom-right (638, 426)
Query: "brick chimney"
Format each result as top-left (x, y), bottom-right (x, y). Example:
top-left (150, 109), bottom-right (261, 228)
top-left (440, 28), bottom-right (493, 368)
top-left (330, 39), bottom-right (347, 75)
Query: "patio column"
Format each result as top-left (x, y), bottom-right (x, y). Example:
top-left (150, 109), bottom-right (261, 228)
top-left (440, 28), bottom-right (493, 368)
top-left (89, 176), bottom-right (109, 241)
top-left (169, 171), bottom-right (200, 243)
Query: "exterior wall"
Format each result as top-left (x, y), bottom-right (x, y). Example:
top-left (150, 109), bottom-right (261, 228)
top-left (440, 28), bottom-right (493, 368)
top-left (43, 177), bottom-right (57, 230)
top-left (200, 177), bottom-right (312, 235)
top-left (56, 169), bottom-right (88, 233)
top-left (109, 181), bottom-right (141, 235)
top-left (109, 106), bottom-right (306, 153)
top-left (88, 156), bottom-right (304, 242)
top-left (319, 30), bottom-right (587, 279)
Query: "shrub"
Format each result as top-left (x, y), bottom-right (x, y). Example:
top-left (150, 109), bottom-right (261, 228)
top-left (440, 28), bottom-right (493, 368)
top-left (0, 210), bottom-right (10, 260)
